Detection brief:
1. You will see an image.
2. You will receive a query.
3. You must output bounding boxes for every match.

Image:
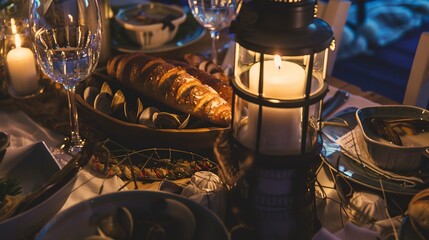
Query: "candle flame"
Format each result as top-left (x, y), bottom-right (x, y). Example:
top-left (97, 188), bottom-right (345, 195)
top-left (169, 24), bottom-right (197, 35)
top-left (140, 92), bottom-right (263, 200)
top-left (11, 18), bottom-right (17, 34)
top-left (14, 34), bottom-right (21, 48)
top-left (274, 55), bottom-right (282, 70)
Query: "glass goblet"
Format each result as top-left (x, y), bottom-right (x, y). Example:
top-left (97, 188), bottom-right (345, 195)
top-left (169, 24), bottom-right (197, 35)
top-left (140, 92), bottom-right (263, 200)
top-left (188, 0), bottom-right (242, 65)
top-left (29, 0), bottom-right (102, 156)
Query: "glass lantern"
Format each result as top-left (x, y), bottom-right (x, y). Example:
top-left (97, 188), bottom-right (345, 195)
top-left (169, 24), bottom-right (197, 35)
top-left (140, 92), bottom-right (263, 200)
top-left (230, 0), bottom-right (333, 157)
top-left (214, 1), bottom-right (335, 238)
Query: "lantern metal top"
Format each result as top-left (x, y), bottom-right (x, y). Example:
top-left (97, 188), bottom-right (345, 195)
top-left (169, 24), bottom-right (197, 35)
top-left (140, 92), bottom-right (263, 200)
top-left (230, 0), bottom-right (333, 55)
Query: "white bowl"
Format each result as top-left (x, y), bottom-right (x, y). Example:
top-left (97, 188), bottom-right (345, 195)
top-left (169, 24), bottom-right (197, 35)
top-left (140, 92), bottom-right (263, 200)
top-left (115, 3), bottom-right (186, 49)
top-left (0, 141), bottom-right (77, 239)
top-left (356, 105), bottom-right (429, 172)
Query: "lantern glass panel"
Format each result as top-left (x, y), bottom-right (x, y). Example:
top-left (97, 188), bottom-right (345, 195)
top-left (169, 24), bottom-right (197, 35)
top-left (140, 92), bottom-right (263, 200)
top-left (232, 43), bottom-right (327, 156)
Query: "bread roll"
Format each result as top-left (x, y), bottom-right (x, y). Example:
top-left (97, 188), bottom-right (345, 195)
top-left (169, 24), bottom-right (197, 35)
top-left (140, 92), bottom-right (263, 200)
top-left (408, 188), bottom-right (429, 238)
top-left (107, 53), bottom-right (231, 126)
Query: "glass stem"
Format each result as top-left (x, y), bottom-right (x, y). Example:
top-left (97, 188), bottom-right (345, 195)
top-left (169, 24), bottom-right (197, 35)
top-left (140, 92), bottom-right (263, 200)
top-left (210, 30), bottom-right (220, 65)
top-left (65, 86), bottom-right (84, 154)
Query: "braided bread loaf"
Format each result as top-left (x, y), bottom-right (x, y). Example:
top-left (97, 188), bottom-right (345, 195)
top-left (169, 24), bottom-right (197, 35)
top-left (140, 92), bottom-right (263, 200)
top-left (107, 53), bottom-right (231, 127)
top-left (408, 188), bottom-right (429, 238)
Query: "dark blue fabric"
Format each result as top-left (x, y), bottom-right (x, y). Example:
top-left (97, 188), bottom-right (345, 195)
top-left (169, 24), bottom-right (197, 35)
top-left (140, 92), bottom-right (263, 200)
top-left (331, 0), bottom-right (429, 103)
top-left (333, 21), bottom-right (429, 103)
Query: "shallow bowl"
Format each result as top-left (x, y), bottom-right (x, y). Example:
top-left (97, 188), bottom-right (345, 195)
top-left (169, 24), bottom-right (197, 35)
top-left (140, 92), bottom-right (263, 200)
top-left (36, 190), bottom-right (230, 240)
top-left (356, 105), bottom-right (429, 172)
top-left (115, 2), bottom-right (186, 49)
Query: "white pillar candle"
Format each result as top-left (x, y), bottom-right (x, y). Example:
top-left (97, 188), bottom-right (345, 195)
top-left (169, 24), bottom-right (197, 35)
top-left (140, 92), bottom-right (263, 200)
top-left (6, 34), bottom-right (39, 96)
top-left (240, 56), bottom-right (306, 155)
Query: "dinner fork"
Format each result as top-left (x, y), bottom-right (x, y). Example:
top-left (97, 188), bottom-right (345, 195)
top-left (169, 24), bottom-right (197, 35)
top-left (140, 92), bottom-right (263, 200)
top-left (369, 118), bottom-right (403, 146)
top-left (369, 117), bottom-right (429, 146)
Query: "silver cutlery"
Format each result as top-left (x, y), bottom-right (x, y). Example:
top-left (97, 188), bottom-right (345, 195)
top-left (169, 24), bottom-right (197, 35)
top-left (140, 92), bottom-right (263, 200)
top-left (321, 89), bottom-right (350, 120)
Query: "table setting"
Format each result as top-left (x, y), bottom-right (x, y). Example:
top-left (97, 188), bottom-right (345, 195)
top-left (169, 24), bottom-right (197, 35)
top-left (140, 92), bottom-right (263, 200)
top-left (0, 0), bottom-right (429, 239)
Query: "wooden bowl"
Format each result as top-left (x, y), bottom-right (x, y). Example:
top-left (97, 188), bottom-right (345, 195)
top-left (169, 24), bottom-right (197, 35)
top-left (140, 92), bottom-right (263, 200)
top-left (76, 73), bottom-right (228, 153)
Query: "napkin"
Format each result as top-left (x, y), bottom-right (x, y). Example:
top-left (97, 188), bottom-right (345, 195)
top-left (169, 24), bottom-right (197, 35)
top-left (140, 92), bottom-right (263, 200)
top-left (313, 223), bottom-right (380, 240)
top-left (346, 191), bottom-right (387, 225)
top-left (159, 171), bottom-right (227, 220)
top-left (364, 215), bottom-right (403, 240)
top-left (60, 169), bottom-right (128, 212)
top-left (336, 126), bottom-right (423, 187)
top-left (334, 222), bottom-right (380, 240)
top-left (181, 171), bottom-right (226, 219)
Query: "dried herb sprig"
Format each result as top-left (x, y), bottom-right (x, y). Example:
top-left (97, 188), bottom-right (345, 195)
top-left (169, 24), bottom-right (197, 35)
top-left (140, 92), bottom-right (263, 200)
top-left (0, 177), bottom-right (22, 204)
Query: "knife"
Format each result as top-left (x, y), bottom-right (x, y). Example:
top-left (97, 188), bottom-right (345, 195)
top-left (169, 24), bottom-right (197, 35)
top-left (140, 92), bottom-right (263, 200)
top-left (321, 89), bottom-right (350, 120)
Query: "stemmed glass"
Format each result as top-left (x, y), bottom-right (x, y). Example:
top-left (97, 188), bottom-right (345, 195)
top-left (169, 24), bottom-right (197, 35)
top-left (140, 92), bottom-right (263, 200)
top-left (29, 0), bottom-right (102, 156)
top-left (188, 0), bottom-right (242, 65)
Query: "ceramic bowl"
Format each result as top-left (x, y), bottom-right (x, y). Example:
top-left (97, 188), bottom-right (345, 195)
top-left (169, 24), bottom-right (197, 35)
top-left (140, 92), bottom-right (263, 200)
top-left (115, 2), bottom-right (186, 49)
top-left (0, 141), bottom-right (77, 239)
top-left (356, 105), bottom-right (429, 172)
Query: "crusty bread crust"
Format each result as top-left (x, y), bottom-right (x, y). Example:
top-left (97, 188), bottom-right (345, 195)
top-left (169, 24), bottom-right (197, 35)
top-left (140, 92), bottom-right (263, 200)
top-left (408, 188), bottom-right (429, 238)
top-left (107, 53), bottom-right (231, 126)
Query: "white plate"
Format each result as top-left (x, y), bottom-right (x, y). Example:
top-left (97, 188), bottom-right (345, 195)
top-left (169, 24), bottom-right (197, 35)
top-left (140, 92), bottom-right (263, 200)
top-left (36, 190), bottom-right (230, 240)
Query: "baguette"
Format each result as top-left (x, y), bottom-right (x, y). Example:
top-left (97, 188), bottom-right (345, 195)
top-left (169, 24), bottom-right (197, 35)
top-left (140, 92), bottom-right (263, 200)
top-left (107, 53), bottom-right (231, 126)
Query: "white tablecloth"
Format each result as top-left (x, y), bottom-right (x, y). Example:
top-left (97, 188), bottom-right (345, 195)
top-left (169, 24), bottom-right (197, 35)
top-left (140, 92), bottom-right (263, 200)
top-left (0, 109), bottom-right (128, 214)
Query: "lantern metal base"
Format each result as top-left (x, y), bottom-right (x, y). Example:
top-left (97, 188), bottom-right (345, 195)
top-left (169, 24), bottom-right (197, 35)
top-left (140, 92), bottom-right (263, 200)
top-left (214, 130), bottom-right (322, 239)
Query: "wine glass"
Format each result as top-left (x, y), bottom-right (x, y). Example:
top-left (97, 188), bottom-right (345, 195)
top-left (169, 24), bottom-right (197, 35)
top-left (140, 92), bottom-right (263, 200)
top-left (188, 0), bottom-right (242, 65)
top-left (29, 0), bottom-right (102, 156)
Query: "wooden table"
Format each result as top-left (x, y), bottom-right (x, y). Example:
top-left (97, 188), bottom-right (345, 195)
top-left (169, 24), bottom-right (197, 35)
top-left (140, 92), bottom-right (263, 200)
top-left (327, 76), bottom-right (399, 105)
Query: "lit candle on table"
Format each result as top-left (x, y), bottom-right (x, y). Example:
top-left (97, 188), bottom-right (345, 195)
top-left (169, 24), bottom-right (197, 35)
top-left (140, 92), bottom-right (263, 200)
top-left (6, 19), bottom-right (39, 96)
top-left (240, 55), bottom-right (306, 155)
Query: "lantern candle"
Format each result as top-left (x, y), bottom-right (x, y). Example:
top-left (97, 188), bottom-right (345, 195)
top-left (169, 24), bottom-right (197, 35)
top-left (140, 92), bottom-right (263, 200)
top-left (6, 31), bottom-right (39, 96)
top-left (240, 56), bottom-right (306, 155)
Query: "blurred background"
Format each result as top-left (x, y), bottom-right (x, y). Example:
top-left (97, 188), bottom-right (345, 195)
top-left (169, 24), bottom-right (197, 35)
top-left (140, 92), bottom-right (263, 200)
top-left (327, 0), bottom-right (429, 104)
top-left (1, 0), bottom-right (428, 104)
